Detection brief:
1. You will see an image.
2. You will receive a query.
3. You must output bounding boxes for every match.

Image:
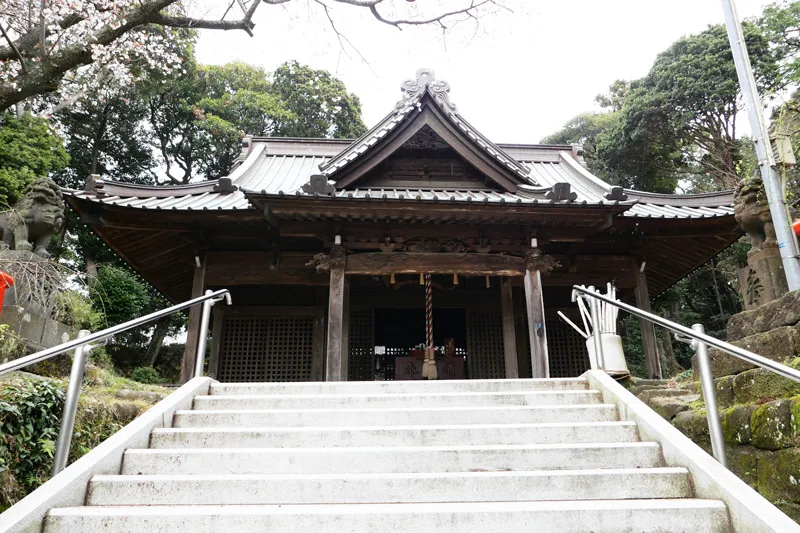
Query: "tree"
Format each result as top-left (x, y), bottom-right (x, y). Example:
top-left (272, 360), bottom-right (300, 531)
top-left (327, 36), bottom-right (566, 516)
top-left (0, 113), bottom-right (68, 206)
top-left (761, 0), bottom-right (800, 83)
top-left (271, 61), bottom-right (367, 139)
top-left (0, 0), bottom-right (505, 112)
top-left (147, 60), bottom-right (367, 184)
top-left (622, 23), bottom-right (782, 190)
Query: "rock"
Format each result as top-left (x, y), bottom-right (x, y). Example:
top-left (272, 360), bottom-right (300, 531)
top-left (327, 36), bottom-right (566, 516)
top-left (732, 367), bottom-right (800, 404)
top-left (721, 405), bottom-right (758, 445)
top-left (114, 389), bottom-right (163, 404)
top-left (673, 410), bottom-right (710, 444)
top-left (712, 375), bottom-right (735, 408)
top-left (727, 289), bottom-right (800, 341)
top-left (701, 325), bottom-right (800, 377)
top-left (758, 448), bottom-right (800, 502)
top-left (629, 385), bottom-right (668, 396)
top-left (111, 402), bottom-right (141, 422)
top-left (751, 400), bottom-right (795, 451)
top-left (648, 396), bottom-right (692, 421)
top-left (636, 388), bottom-right (694, 403)
top-left (725, 445), bottom-right (767, 487)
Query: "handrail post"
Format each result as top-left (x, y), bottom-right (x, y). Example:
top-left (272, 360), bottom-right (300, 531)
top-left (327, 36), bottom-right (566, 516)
top-left (693, 323), bottom-right (727, 467)
top-left (52, 329), bottom-right (90, 476)
top-left (587, 286), bottom-right (606, 370)
top-left (193, 290), bottom-right (215, 378)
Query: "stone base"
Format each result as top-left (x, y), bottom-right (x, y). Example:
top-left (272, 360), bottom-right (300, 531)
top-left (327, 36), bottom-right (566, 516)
top-left (696, 325), bottom-right (800, 377)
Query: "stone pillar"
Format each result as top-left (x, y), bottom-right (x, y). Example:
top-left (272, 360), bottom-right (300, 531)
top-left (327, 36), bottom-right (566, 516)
top-left (501, 277), bottom-right (519, 379)
top-left (325, 245), bottom-right (347, 382)
top-left (523, 248), bottom-right (557, 379)
top-left (735, 178), bottom-right (791, 310)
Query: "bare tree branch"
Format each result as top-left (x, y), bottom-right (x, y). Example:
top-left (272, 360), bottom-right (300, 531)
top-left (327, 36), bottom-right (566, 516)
top-left (0, 22), bottom-right (27, 74)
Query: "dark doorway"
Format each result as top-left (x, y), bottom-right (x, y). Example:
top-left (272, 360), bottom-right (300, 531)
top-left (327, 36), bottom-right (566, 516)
top-left (374, 308), bottom-right (467, 349)
top-left (373, 307), bottom-right (467, 380)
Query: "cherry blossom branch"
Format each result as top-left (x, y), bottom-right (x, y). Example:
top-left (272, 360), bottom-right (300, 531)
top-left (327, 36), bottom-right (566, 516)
top-left (0, 21), bottom-right (27, 73)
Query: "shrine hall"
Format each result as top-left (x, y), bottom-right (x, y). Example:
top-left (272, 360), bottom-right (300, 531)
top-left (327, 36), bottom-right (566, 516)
top-left (62, 69), bottom-right (740, 384)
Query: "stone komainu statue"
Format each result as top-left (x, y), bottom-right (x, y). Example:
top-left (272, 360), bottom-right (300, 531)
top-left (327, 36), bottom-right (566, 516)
top-left (0, 179), bottom-right (65, 258)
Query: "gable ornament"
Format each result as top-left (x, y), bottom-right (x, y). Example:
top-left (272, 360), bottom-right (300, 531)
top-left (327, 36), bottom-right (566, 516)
top-left (395, 68), bottom-right (457, 114)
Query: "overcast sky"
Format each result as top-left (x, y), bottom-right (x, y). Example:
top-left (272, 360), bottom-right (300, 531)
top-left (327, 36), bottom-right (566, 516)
top-left (195, 0), bottom-right (773, 144)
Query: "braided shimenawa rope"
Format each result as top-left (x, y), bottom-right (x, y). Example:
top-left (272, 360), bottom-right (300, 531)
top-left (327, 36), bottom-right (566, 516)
top-left (425, 273), bottom-right (433, 349)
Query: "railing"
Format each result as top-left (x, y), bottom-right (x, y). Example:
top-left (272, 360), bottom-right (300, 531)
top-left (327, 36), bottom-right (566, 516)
top-left (573, 284), bottom-right (800, 468)
top-left (0, 288), bottom-right (231, 475)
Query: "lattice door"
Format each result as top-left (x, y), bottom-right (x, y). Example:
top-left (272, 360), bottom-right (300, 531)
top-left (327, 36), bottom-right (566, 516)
top-left (514, 307), bottom-right (590, 378)
top-left (466, 310), bottom-right (505, 379)
top-left (217, 312), bottom-right (318, 382)
top-left (348, 309), bottom-right (374, 381)
top-left (546, 319), bottom-right (590, 377)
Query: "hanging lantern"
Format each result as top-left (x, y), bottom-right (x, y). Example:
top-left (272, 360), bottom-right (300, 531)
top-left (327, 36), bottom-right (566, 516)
top-left (485, 276), bottom-right (490, 288)
top-left (390, 272), bottom-right (396, 285)
top-left (453, 273), bottom-right (459, 285)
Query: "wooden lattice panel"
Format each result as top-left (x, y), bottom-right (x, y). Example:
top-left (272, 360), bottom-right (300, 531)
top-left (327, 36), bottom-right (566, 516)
top-left (466, 310), bottom-right (505, 379)
top-left (218, 314), bottom-right (315, 382)
top-left (546, 319), bottom-right (590, 378)
top-left (348, 310), bottom-right (375, 381)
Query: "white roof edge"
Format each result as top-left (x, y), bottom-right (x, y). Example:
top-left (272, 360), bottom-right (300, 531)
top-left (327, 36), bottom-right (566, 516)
top-left (558, 151), bottom-right (613, 193)
top-left (228, 143), bottom-right (266, 185)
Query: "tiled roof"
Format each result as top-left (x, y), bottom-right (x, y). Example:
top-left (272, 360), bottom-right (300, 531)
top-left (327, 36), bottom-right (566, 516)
top-left (63, 69), bottom-right (734, 220)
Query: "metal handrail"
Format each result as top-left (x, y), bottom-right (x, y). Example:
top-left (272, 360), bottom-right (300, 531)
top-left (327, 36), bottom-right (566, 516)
top-left (0, 288), bottom-right (231, 475)
top-left (573, 284), bottom-right (800, 468)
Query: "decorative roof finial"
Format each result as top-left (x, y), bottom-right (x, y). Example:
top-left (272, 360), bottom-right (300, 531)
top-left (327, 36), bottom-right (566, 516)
top-left (395, 68), bottom-right (457, 114)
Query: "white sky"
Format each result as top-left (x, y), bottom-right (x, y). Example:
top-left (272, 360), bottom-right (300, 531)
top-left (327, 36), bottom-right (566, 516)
top-left (195, 0), bottom-right (773, 144)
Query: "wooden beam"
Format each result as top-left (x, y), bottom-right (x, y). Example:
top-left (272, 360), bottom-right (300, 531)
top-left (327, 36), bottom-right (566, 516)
top-left (180, 253), bottom-right (207, 384)
top-left (633, 259), bottom-right (662, 379)
top-left (524, 267), bottom-right (549, 378)
top-left (501, 277), bottom-right (519, 379)
top-left (325, 251), bottom-right (347, 381)
top-left (344, 252), bottom-right (526, 276)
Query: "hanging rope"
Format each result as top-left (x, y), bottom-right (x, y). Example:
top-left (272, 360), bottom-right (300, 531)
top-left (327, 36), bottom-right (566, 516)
top-left (422, 273), bottom-right (437, 379)
top-left (425, 273), bottom-right (433, 349)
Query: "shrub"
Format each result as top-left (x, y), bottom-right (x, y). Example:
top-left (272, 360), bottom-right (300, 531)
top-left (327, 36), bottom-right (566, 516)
top-left (130, 366), bottom-right (161, 384)
top-left (0, 379), bottom-right (64, 506)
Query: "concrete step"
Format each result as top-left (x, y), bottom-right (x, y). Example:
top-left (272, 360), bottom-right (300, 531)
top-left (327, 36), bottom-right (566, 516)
top-left (192, 390), bottom-right (602, 410)
top-left (149, 421), bottom-right (640, 449)
top-left (45, 500), bottom-right (731, 533)
top-left (121, 442), bottom-right (664, 475)
top-left (210, 378), bottom-right (589, 396)
top-left (87, 468), bottom-right (692, 506)
top-left (172, 404), bottom-right (619, 428)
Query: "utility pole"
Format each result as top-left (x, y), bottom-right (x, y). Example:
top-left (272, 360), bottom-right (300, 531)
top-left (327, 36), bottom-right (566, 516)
top-left (721, 0), bottom-right (800, 291)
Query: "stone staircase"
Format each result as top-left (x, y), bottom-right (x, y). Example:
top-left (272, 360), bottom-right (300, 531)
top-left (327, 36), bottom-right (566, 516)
top-left (40, 377), bottom-right (735, 532)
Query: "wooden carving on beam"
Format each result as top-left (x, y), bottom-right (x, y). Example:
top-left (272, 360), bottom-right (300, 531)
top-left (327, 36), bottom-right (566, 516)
top-left (403, 237), bottom-right (470, 253)
top-left (346, 252), bottom-right (526, 277)
top-left (524, 248), bottom-right (559, 274)
top-left (307, 245), bottom-right (346, 273)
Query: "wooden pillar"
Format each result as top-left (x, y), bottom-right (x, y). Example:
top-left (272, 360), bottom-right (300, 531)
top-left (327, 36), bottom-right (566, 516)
top-left (634, 260), bottom-right (663, 379)
top-left (180, 253), bottom-right (207, 384)
top-left (325, 246), bottom-right (347, 381)
top-left (524, 269), bottom-right (549, 378)
top-left (501, 277), bottom-right (519, 379)
top-left (524, 248), bottom-right (557, 379)
top-left (341, 277), bottom-right (351, 381)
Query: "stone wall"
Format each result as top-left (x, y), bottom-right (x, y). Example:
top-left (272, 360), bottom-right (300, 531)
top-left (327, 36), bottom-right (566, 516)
top-left (630, 289), bottom-right (800, 522)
